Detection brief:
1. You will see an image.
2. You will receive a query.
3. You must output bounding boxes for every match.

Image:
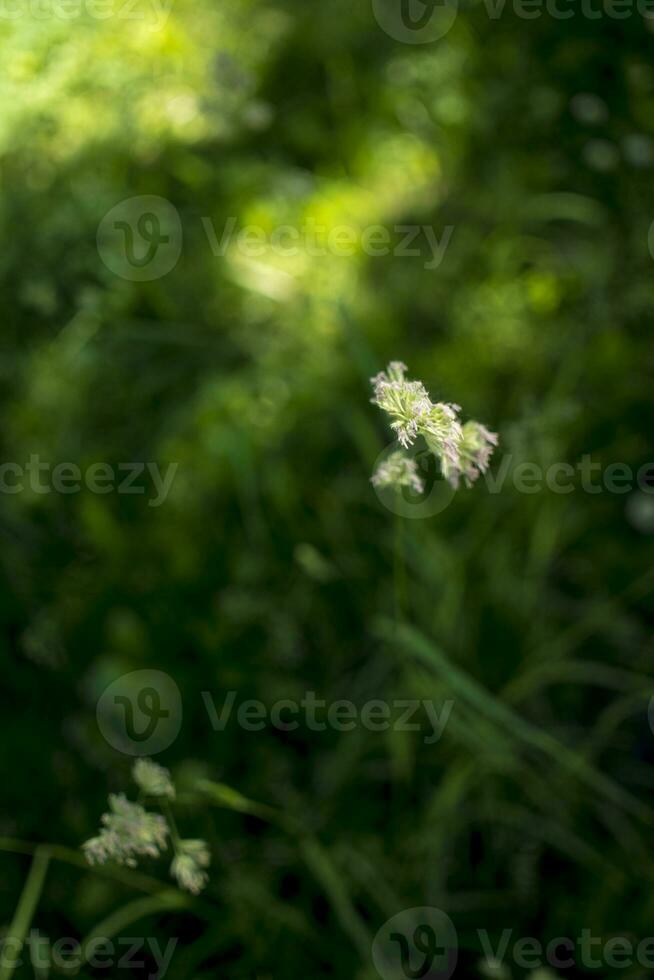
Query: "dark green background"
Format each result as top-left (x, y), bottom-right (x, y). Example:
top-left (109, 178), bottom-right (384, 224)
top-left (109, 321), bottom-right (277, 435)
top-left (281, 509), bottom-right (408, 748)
top-left (1, 0), bottom-right (654, 977)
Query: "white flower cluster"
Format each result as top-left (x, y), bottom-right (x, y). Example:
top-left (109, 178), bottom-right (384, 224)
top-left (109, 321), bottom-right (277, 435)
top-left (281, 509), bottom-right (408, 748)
top-left (371, 362), bottom-right (498, 490)
top-left (82, 759), bottom-right (210, 895)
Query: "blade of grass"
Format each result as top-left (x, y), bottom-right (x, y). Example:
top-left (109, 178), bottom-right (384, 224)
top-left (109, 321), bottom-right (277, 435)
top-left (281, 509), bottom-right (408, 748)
top-left (198, 780), bottom-right (372, 960)
top-left (196, 780), bottom-right (281, 824)
top-left (0, 839), bottom-right (172, 896)
top-left (298, 837), bottom-right (371, 960)
top-left (0, 847), bottom-right (50, 980)
top-left (387, 620), bottom-right (654, 825)
top-left (79, 894), bottom-right (190, 970)
top-left (504, 660), bottom-right (654, 704)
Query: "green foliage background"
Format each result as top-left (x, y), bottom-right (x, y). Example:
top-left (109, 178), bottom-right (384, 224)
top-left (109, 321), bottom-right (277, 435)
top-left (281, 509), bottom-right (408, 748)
top-left (1, 0), bottom-right (654, 977)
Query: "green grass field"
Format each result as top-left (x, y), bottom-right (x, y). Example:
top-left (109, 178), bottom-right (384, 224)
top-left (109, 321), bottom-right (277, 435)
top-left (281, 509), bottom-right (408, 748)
top-left (1, 2), bottom-right (654, 977)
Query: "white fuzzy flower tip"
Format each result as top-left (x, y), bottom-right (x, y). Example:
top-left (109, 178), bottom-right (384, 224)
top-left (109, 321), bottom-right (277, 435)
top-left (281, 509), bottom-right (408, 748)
top-left (372, 450), bottom-right (425, 495)
top-left (441, 420), bottom-right (499, 489)
top-left (83, 794), bottom-right (169, 868)
top-left (133, 758), bottom-right (175, 799)
top-left (170, 839), bottom-right (210, 895)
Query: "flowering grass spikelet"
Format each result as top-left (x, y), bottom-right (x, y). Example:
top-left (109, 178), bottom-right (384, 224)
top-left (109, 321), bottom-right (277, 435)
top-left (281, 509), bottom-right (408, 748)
top-left (82, 764), bottom-right (212, 894)
top-left (370, 361), bottom-right (498, 491)
top-left (442, 420), bottom-right (499, 488)
top-left (372, 450), bottom-right (424, 494)
top-left (83, 794), bottom-right (169, 868)
top-left (370, 361), bottom-right (434, 449)
top-left (133, 758), bottom-right (175, 799)
top-left (170, 839), bottom-right (211, 895)
top-left (370, 361), bottom-right (463, 455)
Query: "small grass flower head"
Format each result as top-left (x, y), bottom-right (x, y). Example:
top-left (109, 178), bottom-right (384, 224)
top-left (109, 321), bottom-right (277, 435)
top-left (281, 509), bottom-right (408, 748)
top-left (370, 361), bottom-right (463, 457)
top-left (170, 839), bottom-right (211, 895)
top-left (83, 762), bottom-right (210, 894)
top-left (371, 450), bottom-right (425, 494)
top-left (83, 794), bottom-right (169, 868)
top-left (370, 361), bottom-right (432, 448)
top-left (442, 420), bottom-right (499, 488)
top-left (133, 758), bottom-right (175, 799)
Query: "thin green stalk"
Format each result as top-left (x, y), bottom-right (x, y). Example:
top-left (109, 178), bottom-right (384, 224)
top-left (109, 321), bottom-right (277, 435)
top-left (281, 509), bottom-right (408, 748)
top-left (393, 504), bottom-right (406, 624)
top-left (0, 846), bottom-right (50, 980)
top-left (161, 798), bottom-right (181, 858)
top-left (0, 838), bottom-right (169, 895)
top-left (0, 837), bottom-right (218, 925)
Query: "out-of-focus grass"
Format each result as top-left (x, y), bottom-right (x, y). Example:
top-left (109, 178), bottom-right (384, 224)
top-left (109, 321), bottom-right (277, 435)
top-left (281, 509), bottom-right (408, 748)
top-left (1, 1), bottom-right (654, 977)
